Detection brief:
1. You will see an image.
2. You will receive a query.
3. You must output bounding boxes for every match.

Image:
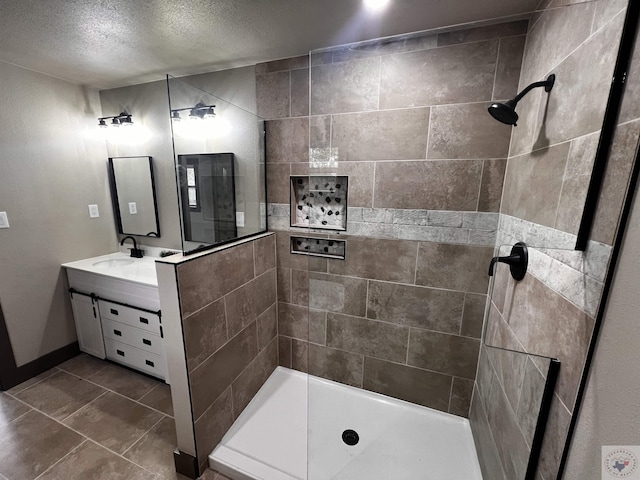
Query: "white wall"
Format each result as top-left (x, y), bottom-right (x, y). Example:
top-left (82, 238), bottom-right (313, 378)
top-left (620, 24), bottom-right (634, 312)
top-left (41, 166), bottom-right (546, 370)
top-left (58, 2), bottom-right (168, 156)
top-left (564, 185), bottom-right (640, 477)
top-left (0, 61), bottom-right (117, 366)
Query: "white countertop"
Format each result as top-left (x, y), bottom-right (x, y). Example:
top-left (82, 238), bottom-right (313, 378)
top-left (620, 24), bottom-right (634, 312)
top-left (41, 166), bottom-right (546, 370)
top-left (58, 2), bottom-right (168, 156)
top-left (62, 252), bottom-right (160, 287)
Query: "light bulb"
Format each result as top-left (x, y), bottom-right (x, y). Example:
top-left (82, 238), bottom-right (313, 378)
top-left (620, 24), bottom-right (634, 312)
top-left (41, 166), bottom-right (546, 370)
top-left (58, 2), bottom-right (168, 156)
top-left (363, 0), bottom-right (390, 11)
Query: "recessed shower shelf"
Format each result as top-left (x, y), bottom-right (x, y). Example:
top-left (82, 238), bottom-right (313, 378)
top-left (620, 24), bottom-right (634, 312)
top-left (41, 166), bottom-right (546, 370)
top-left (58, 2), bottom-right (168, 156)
top-left (290, 236), bottom-right (346, 260)
top-left (290, 175), bottom-right (348, 231)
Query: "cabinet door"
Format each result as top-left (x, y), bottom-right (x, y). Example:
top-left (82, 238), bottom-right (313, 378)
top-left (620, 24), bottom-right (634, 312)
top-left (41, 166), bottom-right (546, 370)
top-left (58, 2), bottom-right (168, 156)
top-left (69, 292), bottom-right (105, 359)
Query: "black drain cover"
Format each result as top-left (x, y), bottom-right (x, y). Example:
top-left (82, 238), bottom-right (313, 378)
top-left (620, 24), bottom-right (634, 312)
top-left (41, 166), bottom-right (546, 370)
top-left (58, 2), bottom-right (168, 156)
top-left (342, 429), bottom-right (360, 446)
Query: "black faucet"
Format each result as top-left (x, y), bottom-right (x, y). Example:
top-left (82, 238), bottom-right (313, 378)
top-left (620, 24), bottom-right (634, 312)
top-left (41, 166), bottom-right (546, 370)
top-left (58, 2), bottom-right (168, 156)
top-left (120, 236), bottom-right (144, 258)
top-left (488, 242), bottom-right (528, 281)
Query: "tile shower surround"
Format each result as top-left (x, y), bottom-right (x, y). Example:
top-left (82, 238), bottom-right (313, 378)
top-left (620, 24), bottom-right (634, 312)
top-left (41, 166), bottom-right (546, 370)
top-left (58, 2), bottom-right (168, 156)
top-left (175, 234), bottom-right (278, 469)
top-left (258, 20), bottom-right (530, 419)
top-left (470, 2), bottom-right (634, 480)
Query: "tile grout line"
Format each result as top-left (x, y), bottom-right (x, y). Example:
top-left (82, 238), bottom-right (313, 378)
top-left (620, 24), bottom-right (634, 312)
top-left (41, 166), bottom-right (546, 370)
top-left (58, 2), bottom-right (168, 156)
top-left (491, 38), bottom-right (501, 101)
top-left (447, 378), bottom-right (454, 413)
top-left (459, 293), bottom-right (467, 336)
top-left (6, 367), bottom-right (62, 395)
top-left (120, 414), bottom-right (167, 457)
top-left (32, 439), bottom-right (89, 480)
top-left (425, 107), bottom-right (433, 159)
top-left (58, 390), bottom-right (110, 424)
top-left (55, 366), bottom-right (172, 419)
top-left (5, 394), bottom-right (164, 479)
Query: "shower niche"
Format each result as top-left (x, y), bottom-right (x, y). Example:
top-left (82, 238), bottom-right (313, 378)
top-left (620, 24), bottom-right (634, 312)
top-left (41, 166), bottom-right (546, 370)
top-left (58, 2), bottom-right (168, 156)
top-left (290, 175), bottom-right (348, 231)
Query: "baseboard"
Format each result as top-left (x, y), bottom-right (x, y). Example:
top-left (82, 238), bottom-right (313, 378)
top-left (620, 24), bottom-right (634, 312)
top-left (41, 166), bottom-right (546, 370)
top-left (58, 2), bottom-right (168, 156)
top-left (0, 342), bottom-right (80, 391)
top-left (174, 449), bottom-right (200, 479)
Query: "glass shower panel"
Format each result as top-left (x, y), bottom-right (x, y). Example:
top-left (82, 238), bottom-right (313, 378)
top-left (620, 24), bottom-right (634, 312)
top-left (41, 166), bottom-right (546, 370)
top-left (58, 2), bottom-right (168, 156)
top-left (166, 75), bottom-right (266, 255)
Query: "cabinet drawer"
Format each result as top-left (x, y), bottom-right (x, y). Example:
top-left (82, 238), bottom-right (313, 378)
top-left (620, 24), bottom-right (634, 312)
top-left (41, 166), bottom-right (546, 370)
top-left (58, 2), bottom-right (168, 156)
top-left (99, 300), bottom-right (161, 336)
top-left (104, 338), bottom-right (166, 380)
top-left (102, 318), bottom-right (164, 357)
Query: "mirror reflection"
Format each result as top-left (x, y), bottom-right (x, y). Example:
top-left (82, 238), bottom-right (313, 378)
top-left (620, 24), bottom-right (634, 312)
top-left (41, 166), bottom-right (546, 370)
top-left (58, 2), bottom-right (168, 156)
top-left (108, 156), bottom-right (160, 237)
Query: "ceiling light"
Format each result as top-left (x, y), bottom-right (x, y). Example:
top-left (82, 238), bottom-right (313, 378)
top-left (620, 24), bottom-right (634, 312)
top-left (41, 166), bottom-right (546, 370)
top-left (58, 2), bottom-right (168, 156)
top-left (363, 0), bottom-right (390, 11)
top-left (204, 107), bottom-right (216, 120)
top-left (98, 119), bottom-right (107, 128)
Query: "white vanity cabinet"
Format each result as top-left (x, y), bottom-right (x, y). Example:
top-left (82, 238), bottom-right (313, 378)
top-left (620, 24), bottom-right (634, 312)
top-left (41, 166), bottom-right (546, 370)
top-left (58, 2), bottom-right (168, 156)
top-left (69, 291), bottom-right (106, 359)
top-left (63, 253), bottom-right (169, 383)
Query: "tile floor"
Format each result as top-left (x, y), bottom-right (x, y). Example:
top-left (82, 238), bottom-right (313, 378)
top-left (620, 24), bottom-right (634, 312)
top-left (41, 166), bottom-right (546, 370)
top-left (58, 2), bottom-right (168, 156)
top-left (0, 354), bottom-right (228, 480)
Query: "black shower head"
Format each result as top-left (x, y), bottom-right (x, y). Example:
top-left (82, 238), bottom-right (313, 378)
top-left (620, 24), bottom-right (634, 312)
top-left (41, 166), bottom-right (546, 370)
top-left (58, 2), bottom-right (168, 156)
top-left (488, 74), bottom-right (555, 127)
top-left (488, 99), bottom-right (519, 126)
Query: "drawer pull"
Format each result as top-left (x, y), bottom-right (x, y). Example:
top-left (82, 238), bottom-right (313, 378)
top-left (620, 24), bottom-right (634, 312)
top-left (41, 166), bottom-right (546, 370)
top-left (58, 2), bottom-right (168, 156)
top-left (113, 329), bottom-right (122, 336)
top-left (145, 360), bottom-right (155, 367)
top-left (116, 349), bottom-right (125, 357)
top-left (139, 317), bottom-right (149, 325)
top-left (110, 308), bottom-right (119, 315)
top-left (143, 338), bottom-right (152, 346)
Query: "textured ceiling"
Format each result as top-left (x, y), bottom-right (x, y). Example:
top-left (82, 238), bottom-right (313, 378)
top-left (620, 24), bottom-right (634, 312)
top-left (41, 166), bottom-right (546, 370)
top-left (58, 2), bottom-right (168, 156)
top-left (0, 0), bottom-right (540, 89)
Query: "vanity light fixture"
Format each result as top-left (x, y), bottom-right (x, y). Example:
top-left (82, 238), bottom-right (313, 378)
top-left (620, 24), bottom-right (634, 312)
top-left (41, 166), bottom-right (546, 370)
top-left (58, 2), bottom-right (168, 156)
top-left (98, 111), bottom-right (134, 128)
top-left (171, 102), bottom-right (216, 122)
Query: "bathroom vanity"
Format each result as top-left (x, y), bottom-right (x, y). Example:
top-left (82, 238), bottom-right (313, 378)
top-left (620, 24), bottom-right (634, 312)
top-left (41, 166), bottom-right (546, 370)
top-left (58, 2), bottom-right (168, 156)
top-left (62, 252), bottom-right (169, 382)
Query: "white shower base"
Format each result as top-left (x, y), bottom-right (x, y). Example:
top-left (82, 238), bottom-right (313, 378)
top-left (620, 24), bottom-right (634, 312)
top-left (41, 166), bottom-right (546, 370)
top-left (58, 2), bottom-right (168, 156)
top-left (209, 367), bottom-right (482, 480)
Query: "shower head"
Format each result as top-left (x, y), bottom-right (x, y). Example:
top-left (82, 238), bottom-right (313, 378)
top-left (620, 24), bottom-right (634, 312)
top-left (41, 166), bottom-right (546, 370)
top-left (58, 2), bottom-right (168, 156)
top-left (488, 99), bottom-right (519, 126)
top-left (488, 74), bottom-right (556, 127)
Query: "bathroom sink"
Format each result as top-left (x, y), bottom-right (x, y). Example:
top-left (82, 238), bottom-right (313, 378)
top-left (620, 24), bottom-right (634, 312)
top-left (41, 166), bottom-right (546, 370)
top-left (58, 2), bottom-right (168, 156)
top-left (92, 258), bottom-right (135, 268)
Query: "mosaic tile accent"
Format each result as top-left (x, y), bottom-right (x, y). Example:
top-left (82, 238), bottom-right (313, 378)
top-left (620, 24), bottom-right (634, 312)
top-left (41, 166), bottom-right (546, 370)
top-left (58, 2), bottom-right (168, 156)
top-left (290, 176), bottom-right (348, 231)
top-left (290, 236), bottom-right (346, 260)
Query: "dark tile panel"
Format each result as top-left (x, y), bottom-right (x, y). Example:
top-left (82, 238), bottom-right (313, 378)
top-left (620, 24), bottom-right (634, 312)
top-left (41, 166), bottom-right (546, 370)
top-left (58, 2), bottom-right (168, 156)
top-left (256, 71), bottom-right (289, 120)
top-left (367, 280), bottom-right (464, 334)
top-left (0, 393), bottom-right (30, 427)
top-left (461, 293), bottom-right (487, 338)
top-left (257, 304), bottom-right (278, 350)
top-left (327, 313), bottom-right (409, 363)
top-left (310, 57), bottom-right (380, 115)
top-left (63, 392), bottom-right (162, 455)
top-left (86, 364), bottom-right (158, 401)
top-left (493, 36), bottom-right (526, 101)
top-left (291, 68), bottom-right (310, 117)
top-left (328, 236), bottom-right (418, 284)
top-left (231, 338), bottom-right (278, 418)
top-left (415, 243), bottom-right (493, 294)
top-left (363, 357), bottom-right (452, 411)
top-left (592, 120), bottom-right (640, 245)
top-left (15, 371), bottom-right (105, 421)
top-left (379, 41), bottom-right (498, 109)
top-left (189, 322), bottom-right (258, 420)
top-left (330, 108), bottom-right (430, 161)
top-left (290, 268), bottom-right (308, 306)
top-left (450, 377), bottom-right (474, 417)
top-left (256, 55), bottom-right (309, 74)
top-left (254, 234), bottom-right (276, 277)
top-left (437, 20), bottom-right (529, 47)
top-left (373, 160), bottom-right (483, 210)
top-left (265, 117), bottom-right (309, 163)
top-left (309, 309), bottom-right (327, 345)
top-left (278, 335), bottom-right (292, 368)
top-left (308, 344), bottom-right (363, 387)
top-left (330, 34), bottom-right (437, 63)
top-left (428, 103), bottom-right (512, 159)
top-left (507, 273), bottom-right (594, 409)
top-left (309, 272), bottom-right (367, 317)
top-left (516, 357), bottom-right (549, 446)
top-left (277, 267), bottom-right (292, 302)
top-left (194, 387), bottom-right (234, 467)
top-left (184, 298), bottom-right (228, 372)
top-left (291, 339), bottom-right (309, 373)
top-left (225, 270), bottom-right (276, 338)
top-left (478, 159), bottom-right (507, 212)
top-left (121, 416), bottom-right (177, 479)
top-left (408, 329), bottom-right (480, 379)
top-left (537, 393), bottom-right (572, 480)
top-left (485, 374), bottom-right (531, 480)
top-left (266, 162), bottom-right (290, 204)
top-left (177, 241), bottom-right (255, 317)
top-left (0, 410), bottom-right (83, 480)
top-left (469, 387), bottom-right (507, 480)
top-left (278, 302), bottom-right (309, 340)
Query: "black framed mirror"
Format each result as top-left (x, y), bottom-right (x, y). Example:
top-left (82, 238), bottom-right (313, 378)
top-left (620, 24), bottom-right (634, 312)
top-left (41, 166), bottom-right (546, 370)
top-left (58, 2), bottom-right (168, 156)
top-left (108, 156), bottom-right (161, 237)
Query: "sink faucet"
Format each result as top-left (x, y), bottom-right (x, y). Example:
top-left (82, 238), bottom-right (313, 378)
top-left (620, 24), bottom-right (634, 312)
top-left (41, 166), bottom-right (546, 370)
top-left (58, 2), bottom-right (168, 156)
top-left (120, 236), bottom-right (144, 258)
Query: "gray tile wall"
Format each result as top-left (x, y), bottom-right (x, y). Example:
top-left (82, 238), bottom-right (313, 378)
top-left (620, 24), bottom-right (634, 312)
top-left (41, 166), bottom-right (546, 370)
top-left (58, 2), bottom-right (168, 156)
top-left (257, 21), bottom-right (530, 418)
top-left (482, 1), bottom-right (633, 479)
top-left (175, 234), bottom-right (278, 469)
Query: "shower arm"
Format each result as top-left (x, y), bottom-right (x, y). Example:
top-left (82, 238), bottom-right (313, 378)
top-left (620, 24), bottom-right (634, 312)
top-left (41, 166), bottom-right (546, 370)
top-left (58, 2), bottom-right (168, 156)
top-left (511, 74), bottom-right (556, 105)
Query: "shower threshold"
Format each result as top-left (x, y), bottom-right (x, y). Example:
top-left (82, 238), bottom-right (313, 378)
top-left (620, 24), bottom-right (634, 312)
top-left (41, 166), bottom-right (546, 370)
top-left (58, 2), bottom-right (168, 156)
top-left (209, 367), bottom-right (482, 480)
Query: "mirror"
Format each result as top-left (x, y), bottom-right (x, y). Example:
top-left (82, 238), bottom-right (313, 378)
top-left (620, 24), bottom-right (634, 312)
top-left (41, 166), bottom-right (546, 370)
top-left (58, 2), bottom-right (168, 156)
top-left (177, 153), bottom-right (237, 244)
top-left (108, 156), bottom-right (161, 237)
